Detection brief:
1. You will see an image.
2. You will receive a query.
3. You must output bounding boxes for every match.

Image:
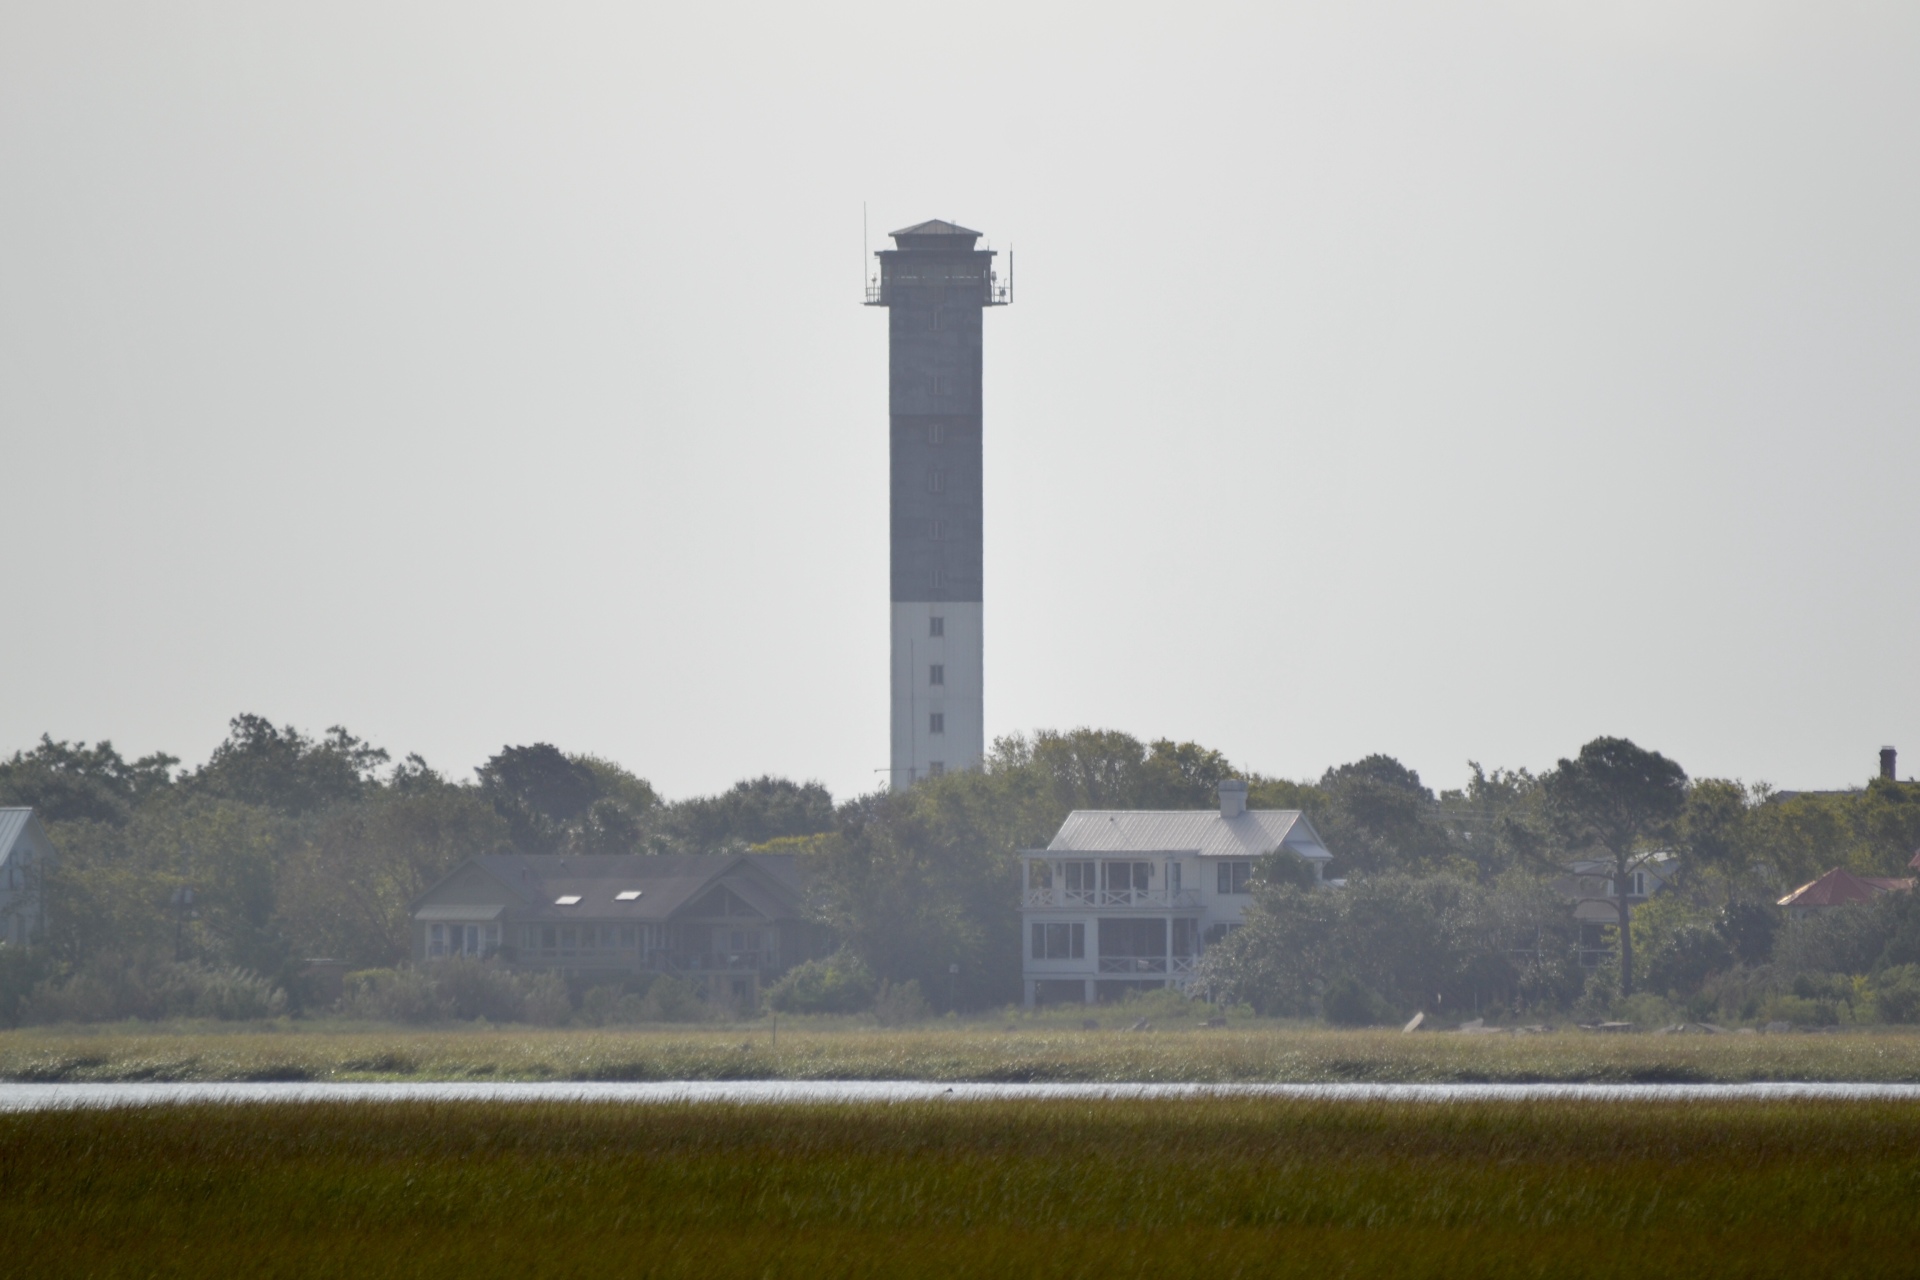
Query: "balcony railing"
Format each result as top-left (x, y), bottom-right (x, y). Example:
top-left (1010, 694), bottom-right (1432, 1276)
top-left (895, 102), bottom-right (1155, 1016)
top-left (1099, 956), bottom-right (1168, 974)
top-left (864, 276), bottom-right (1011, 307)
top-left (1022, 887), bottom-right (1201, 910)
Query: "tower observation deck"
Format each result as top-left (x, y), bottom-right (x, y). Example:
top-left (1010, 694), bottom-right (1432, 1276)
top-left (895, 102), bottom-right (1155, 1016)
top-left (867, 219), bottom-right (1010, 788)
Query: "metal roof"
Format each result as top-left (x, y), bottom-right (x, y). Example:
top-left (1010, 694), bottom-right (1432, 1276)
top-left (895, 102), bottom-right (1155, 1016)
top-left (1044, 810), bottom-right (1332, 861)
top-left (0, 808), bottom-right (54, 865)
top-left (0, 809), bottom-right (30, 858)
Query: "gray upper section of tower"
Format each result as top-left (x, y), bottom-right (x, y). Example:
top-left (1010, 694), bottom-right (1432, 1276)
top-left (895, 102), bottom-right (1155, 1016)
top-left (869, 219), bottom-right (1006, 603)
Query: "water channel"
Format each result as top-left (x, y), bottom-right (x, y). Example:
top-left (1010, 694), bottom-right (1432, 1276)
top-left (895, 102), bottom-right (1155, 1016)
top-left (4, 1080), bottom-right (1920, 1110)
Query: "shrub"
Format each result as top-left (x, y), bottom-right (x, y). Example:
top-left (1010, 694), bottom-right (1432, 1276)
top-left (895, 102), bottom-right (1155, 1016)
top-left (636, 975), bottom-right (705, 1023)
top-left (519, 971), bottom-right (573, 1026)
top-left (766, 950), bottom-right (876, 1014)
top-left (1870, 964), bottom-right (1920, 1024)
top-left (175, 965), bottom-right (287, 1020)
top-left (1322, 974), bottom-right (1398, 1026)
top-left (1760, 994), bottom-right (1838, 1027)
top-left (342, 968), bottom-right (448, 1024)
top-left (433, 960), bottom-right (527, 1022)
top-left (1613, 991), bottom-right (1679, 1029)
top-left (872, 979), bottom-right (928, 1026)
top-left (22, 960), bottom-right (287, 1023)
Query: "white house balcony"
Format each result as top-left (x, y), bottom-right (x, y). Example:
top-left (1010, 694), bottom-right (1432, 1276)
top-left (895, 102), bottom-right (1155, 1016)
top-left (1021, 886), bottom-right (1202, 910)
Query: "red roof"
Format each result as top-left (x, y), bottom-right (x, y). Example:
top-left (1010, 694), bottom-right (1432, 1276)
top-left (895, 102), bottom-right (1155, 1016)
top-left (1778, 866), bottom-right (1917, 908)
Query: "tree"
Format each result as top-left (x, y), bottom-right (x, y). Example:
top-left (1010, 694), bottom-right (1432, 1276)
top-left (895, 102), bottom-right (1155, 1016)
top-left (0, 736), bottom-right (177, 825)
top-left (1313, 755), bottom-right (1456, 876)
top-left (477, 744), bottom-right (602, 854)
top-left (278, 783), bottom-right (512, 966)
top-left (1543, 737), bottom-right (1689, 997)
top-left (660, 776), bottom-right (835, 855)
top-left (186, 715), bottom-right (387, 815)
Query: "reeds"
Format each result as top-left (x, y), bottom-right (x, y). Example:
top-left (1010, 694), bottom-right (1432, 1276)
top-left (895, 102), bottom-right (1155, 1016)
top-left (3, 1021), bottom-right (1920, 1084)
top-left (4, 1096), bottom-right (1918, 1278)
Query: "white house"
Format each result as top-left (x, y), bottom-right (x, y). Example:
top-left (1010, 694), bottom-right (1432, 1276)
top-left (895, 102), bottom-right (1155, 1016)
top-left (0, 808), bottom-right (57, 948)
top-left (1020, 780), bottom-right (1335, 1006)
top-left (1553, 852), bottom-right (1678, 968)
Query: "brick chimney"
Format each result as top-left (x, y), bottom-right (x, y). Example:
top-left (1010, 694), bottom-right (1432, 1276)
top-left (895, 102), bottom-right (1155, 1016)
top-left (1882, 747), bottom-right (1898, 782)
top-left (1218, 779), bottom-right (1248, 819)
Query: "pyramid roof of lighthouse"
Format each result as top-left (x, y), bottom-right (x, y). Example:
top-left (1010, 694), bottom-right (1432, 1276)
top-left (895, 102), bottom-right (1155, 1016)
top-left (891, 219), bottom-right (981, 239)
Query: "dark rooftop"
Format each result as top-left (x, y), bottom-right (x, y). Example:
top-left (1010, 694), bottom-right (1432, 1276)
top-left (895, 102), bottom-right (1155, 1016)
top-left (890, 219), bottom-right (982, 251)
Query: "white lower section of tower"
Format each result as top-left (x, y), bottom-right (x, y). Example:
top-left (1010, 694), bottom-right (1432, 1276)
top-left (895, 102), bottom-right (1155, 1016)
top-left (890, 601), bottom-right (984, 789)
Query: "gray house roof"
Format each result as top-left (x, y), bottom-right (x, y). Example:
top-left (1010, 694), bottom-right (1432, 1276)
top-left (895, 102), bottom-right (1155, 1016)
top-left (412, 854), bottom-right (807, 924)
top-left (1045, 810), bottom-right (1333, 862)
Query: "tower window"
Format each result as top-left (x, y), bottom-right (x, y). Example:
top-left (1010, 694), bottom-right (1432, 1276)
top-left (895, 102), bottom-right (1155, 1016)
top-left (929, 616), bottom-right (944, 637)
top-left (927, 518), bottom-right (946, 541)
top-left (932, 309), bottom-right (945, 331)
top-left (927, 467), bottom-right (946, 493)
top-left (928, 567), bottom-right (947, 591)
top-left (928, 761), bottom-right (945, 777)
top-left (926, 422), bottom-right (945, 446)
top-left (929, 713), bottom-right (944, 734)
top-left (931, 375), bottom-right (951, 396)
top-left (929, 664), bottom-right (944, 685)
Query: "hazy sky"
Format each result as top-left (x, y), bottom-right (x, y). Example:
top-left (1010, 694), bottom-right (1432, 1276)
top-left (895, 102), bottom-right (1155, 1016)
top-left (3, 1), bottom-right (1915, 801)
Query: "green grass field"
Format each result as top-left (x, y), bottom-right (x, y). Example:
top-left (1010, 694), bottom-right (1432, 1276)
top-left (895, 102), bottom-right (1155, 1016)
top-left (4, 1020), bottom-right (1920, 1084)
top-left (4, 1096), bottom-right (1919, 1278)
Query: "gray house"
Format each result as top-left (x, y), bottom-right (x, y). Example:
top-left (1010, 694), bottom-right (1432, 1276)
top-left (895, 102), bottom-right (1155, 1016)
top-left (0, 808), bottom-right (56, 948)
top-left (409, 854), bottom-right (828, 1007)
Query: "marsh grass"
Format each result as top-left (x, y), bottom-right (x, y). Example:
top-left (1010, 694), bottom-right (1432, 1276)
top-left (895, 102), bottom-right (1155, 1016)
top-left (4, 1096), bottom-right (1919, 1278)
top-left (4, 1021), bottom-right (1920, 1084)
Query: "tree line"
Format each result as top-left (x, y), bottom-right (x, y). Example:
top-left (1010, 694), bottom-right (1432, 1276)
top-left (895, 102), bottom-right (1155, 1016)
top-left (2, 716), bottom-right (1917, 1025)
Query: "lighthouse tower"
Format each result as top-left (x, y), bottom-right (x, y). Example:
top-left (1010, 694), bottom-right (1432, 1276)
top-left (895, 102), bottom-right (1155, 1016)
top-left (867, 220), bottom-right (1009, 787)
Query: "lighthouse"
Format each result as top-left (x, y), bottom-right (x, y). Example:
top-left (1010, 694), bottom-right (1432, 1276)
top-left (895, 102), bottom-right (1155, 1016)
top-left (867, 220), bottom-right (1009, 787)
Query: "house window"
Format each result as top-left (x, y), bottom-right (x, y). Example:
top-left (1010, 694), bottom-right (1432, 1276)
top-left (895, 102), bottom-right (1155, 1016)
top-left (926, 421), bottom-right (945, 444)
top-left (929, 713), bottom-right (944, 734)
top-left (1031, 922), bottom-right (1085, 960)
top-left (429, 924), bottom-right (447, 958)
top-left (1062, 861), bottom-right (1097, 899)
top-left (929, 616), bottom-right (944, 637)
top-left (1102, 862), bottom-right (1152, 895)
top-left (1168, 862), bottom-right (1182, 893)
top-left (929, 664), bottom-right (944, 685)
top-left (1218, 861), bottom-right (1253, 894)
top-left (1173, 918), bottom-right (1199, 958)
top-left (928, 761), bottom-right (945, 777)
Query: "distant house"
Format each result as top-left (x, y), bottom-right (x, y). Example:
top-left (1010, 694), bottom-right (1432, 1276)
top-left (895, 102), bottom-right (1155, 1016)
top-left (1019, 780), bottom-right (1335, 1006)
top-left (409, 854), bottom-right (829, 1007)
top-left (1552, 853), bottom-right (1677, 968)
top-left (1777, 862), bottom-right (1918, 919)
top-left (0, 808), bottom-right (56, 948)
